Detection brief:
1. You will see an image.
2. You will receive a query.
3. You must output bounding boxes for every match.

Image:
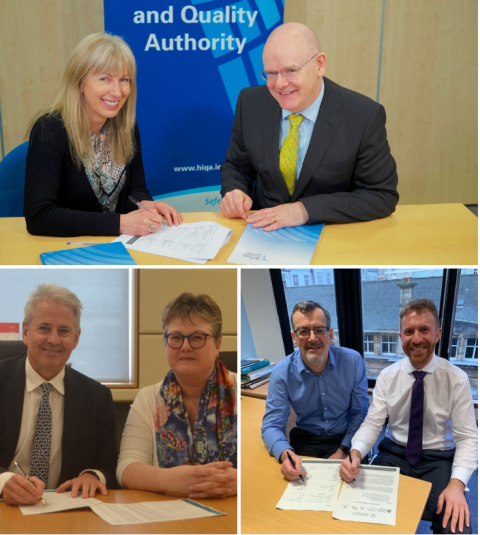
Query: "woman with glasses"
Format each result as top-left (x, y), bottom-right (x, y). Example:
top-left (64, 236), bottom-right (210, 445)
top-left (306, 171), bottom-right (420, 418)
top-left (24, 33), bottom-right (181, 237)
top-left (117, 293), bottom-right (237, 498)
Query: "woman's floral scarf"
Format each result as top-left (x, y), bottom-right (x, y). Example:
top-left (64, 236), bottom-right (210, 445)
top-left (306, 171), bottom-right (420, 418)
top-left (155, 359), bottom-right (237, 468)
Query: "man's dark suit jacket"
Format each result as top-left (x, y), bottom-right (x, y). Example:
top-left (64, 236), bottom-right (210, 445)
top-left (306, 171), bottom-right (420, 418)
top-left (0, 356), bottom-right (117, 489)
top-left (220, 77), bottom-right (399, 224)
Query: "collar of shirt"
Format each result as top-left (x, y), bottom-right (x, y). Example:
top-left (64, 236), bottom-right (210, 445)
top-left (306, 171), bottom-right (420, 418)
top-left (403, 353), bottom-right (438, 376)
top-left (25, 357), bottom-right (65, 395)
top-left (293, 346), bottom-right (334, 376)
top-left (281, 79), bottom-right (325, 125)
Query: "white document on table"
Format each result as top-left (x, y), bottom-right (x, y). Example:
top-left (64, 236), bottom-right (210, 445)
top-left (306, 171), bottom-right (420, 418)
top-left (19, 492), bottom-right (101, 515)
top-left (90, 499), bottom-right (226, 526)
top-left (333, 465), bottom-right (400, 526)
top-left (113, 221), bottom-right (232, 264)
top-left (276, 459), bottom-right (342, 511)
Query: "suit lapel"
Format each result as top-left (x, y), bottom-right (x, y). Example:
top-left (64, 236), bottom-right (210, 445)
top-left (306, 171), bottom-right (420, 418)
top-left (292, 78), bottom-right (343, 202)
top-left (59, 366), bottom-right (81, 482)
top-left (263, 96), bottom-right (291, 202)
top-left (2, 357), bottom-right (27, 467)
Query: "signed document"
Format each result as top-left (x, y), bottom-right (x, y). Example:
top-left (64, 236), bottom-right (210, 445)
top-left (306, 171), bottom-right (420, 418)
top-left (20, 492), bottom-right (101, 515)
top-left (114, 221), bottom-right (232, 264)
top-left (276, 459), bottom-right (342, 511)
top-left (333, 465), bottom-right (400, 526)
top-left (90, 499), bottom-right (226, 526)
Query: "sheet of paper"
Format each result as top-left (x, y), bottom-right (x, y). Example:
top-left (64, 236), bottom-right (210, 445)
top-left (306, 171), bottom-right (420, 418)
top-left (20, 492), bottom-right (101, 515)
top-left (90, 499), bottom-right (225, 526)
top-left (333, 465), bottom-right (400, 526)
top-left (113, 221), bottom-right (232, 263)
top-left (227, 223), bottom-right (324, 265)
top-left (276, 459), bottom-right (342, 511)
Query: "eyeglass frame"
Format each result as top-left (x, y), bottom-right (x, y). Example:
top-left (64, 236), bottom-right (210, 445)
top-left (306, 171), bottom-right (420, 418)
top-left (165, 332), bottom-right (214, 349)
top-left (292, 325), bottom-right (330, 339)
top-left (260, 53), bottom-right (319, 82)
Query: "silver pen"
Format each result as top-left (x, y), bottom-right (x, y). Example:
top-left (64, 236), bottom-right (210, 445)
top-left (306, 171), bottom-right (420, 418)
top-left (14, 461), bottom-right (46, 505)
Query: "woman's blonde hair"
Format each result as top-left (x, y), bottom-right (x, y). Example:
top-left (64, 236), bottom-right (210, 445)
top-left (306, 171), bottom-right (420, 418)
top-left (27, 33), bottom-right (137, 167)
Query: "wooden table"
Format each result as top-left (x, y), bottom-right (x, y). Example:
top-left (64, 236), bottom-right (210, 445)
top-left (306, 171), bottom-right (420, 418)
top-left (0, 490), bottom-right (236, 534)
top-left (0, 203), bottom-right (476, 265)
top-left (241, 396), bottom-right (431, 534)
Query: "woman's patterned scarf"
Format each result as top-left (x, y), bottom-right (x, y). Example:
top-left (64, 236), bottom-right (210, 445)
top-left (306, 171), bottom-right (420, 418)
top-left (155, 359), bottom-right (237, 468)
top-left (84, 126), bottom-right (126, 213)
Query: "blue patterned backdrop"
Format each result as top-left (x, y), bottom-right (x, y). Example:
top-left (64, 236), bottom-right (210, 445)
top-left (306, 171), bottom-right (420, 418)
top-left (104, 0), bottom-right (284, 211)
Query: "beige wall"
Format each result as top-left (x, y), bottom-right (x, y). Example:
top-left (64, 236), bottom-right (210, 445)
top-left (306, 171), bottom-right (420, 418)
top-left (113, 268), bottom-right (237, 402)
top-left (285, 0), bottom-right (477, 204)
top-left (0, 0), bottom-right (104, 154)
top-left (1, 0), bottom-right (477, 204)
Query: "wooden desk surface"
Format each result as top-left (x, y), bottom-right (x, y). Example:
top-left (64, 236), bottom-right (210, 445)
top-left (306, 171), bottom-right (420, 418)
top-left (0, 203), bottom-right (476, 265)
top-left (241, 396), bottom-right (431, 534)
top-left (0, 490), bottom-right (236, 534)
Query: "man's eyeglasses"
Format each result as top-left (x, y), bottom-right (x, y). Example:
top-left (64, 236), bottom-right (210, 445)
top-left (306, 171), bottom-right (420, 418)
top-left (165, 332), bottom-right (213, 349)
top-left (260, 54), bottom-right (318, 82)
top-left (293, 326), bottom-right (329, 339)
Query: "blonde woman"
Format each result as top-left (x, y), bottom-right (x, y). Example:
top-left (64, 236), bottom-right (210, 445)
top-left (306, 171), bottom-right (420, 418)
top-left (24, 33), bottom-right (181, 237)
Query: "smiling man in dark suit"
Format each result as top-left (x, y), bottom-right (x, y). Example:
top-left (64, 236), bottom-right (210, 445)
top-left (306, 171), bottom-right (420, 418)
top-left (0, 282), bottom-right (117, 506)
top-left (220, 22), bottom-right (399, 230)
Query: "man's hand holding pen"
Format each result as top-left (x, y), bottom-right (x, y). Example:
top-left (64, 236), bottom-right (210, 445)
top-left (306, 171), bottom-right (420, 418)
top-left (280, 449), bottom-right (307, 481)
top-left (2, 473), bottom-right (44, 506)
top-left (339, 449), bottom-right (362, 483)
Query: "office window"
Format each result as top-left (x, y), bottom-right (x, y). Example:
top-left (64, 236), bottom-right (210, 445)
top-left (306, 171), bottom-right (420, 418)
top-left (361, 269), bottom-right (442, 379)
top-left (364, 334), bottom-right (374, 354)
top-left (451, 337), bottom-right (459, 358)
top-left (0, 269), bottom-right (133, 384)
top-left (304, 275), bottom-right (309, 286)
top-left (465, 338), bottom-right (478, 359)
top-left (281, 269), bottom-right (338, 345)
top-left (293, 275), bottom-right (299, 287)
top-left (381, 335), bottom-right (396, 355)
top-left (450, 272), bottom-right (478, 397)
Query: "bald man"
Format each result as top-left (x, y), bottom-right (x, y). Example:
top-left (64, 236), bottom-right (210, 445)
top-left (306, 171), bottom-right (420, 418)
top-left (220, 23), bottom-right (399, 230)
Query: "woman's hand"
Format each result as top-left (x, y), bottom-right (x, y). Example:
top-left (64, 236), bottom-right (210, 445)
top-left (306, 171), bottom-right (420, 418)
top-left (162, 462), bottom-right (236, 498)
top-left (188, 465), bottom-right (237, 499)
top-left (119, 209), bottom-right (164, 236)
top-left (141, 200), bottom-right (182, 227)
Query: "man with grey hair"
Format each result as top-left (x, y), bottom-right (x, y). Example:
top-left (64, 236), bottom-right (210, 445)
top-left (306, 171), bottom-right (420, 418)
top-left (340, 299), bottom-right (477, 534)
top-left (220, 22), bottom-right (398, 229)
top-left (0, 282), bottom-right (117, 506)
top-left (261, 300), bottom-right (368, 481)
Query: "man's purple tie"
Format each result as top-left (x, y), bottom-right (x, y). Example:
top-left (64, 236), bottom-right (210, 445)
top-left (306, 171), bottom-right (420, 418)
top-left (406, 371), bottom-right (426, 466)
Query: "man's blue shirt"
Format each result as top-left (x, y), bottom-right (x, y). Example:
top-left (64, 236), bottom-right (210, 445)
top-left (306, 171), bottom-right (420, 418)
top-left (261, 346), bottom-right (369, 461)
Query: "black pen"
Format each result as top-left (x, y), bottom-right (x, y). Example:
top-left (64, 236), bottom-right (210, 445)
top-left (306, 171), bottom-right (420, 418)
top-left (348, 450), bottom-right (356, 483)
top-left (286, 451), bottom-right (305, 482)
top-left (14, 461), bottom-right (46, 505)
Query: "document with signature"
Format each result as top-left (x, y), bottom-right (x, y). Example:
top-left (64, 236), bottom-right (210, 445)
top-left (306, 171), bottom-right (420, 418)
top-left (90, 499), bottom-right (226, 525)
top-left (276, 459), bottom-right (342, 511)
top-left (114, 221), bottom-right (232, 264)
top-left (333, 465), bottom-right (400, 526)
top-left (20, 492), bottom-right (101, 515)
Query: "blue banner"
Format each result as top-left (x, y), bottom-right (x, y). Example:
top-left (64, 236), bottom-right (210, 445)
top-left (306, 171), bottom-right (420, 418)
top-left (104, 0), bottom-right (284, 211)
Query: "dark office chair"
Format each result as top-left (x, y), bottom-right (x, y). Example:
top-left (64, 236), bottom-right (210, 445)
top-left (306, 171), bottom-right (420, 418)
top-left (0, 141), bottom-right (28, 217)
top-left (0, 340), bottom-right (26, 361)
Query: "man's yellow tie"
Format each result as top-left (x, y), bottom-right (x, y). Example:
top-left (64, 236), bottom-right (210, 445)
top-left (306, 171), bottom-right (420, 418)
top-left (279, 114), bottom-right (304, 196)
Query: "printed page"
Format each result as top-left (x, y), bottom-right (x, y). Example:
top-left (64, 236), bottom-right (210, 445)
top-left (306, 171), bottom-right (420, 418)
top-left (276, 459), bottom-right (342, 511)
top-left (227, 223), bottom-right (323, 265)
top-left (20, 492), bottom-right (101, 515)
top-left (114, 221), bottom-right (232, 263)
top-left (333, 465), bottom-right (399, 526)
top-left (90, 499), bottom-right (225, 526)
